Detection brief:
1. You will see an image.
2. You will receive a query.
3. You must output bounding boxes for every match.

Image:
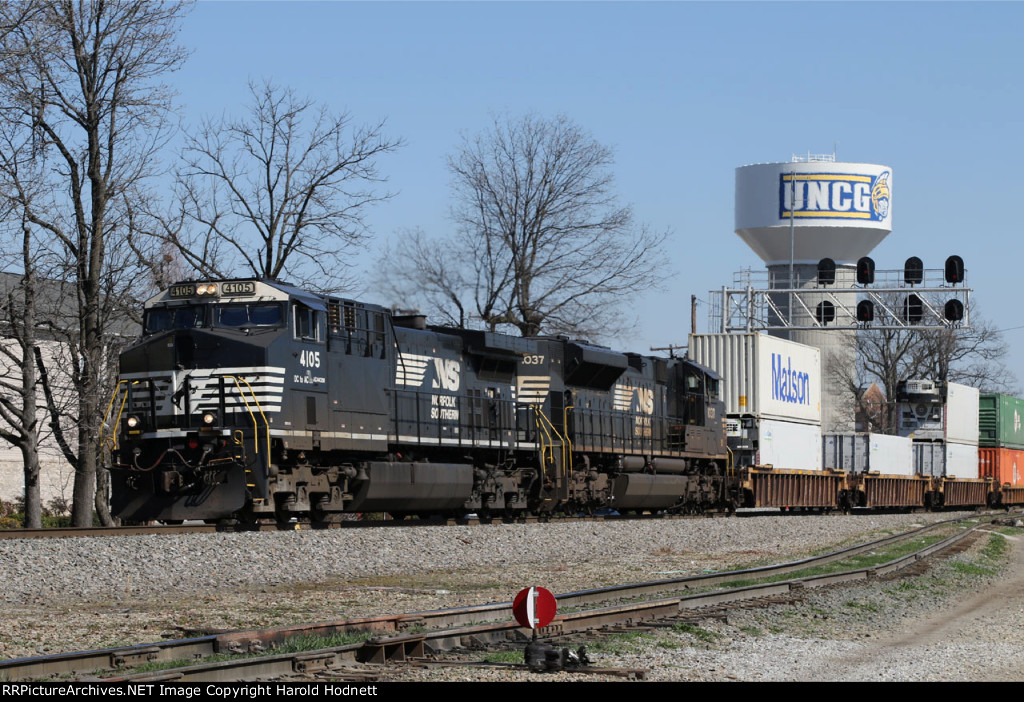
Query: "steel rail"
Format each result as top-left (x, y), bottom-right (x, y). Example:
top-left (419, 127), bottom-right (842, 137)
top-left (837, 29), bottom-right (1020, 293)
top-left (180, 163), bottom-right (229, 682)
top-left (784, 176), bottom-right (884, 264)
top-left (106, 521), bottom-right (983, 682)
top-left (0, 514), bottom-right (990, 681)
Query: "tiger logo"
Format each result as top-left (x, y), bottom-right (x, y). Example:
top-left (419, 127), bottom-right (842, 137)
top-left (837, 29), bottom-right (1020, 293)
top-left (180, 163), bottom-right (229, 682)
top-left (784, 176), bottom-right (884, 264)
top-left (871, 171), bottom-right (891, 219)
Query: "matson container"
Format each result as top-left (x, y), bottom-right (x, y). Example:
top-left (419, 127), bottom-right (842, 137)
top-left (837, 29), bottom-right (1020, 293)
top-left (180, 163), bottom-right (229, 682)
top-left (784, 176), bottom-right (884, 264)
top-left (979, 394), bottom-right (1024, 449)
top-left (730, 418), bottom-right (822, 471)
top-left (822, 433), bottom-right (914, 476)
top-left (688, 333), bottom-right (821, 425)
top-left (913, 441), bottom-right (979, 479)
top-left (978, 447), bottom-right (1024, 485)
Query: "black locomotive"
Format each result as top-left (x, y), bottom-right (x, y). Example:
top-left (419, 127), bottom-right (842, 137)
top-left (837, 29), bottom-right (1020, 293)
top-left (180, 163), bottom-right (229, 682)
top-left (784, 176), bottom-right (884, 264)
top-left (106, 279), bottom-right (731, 523)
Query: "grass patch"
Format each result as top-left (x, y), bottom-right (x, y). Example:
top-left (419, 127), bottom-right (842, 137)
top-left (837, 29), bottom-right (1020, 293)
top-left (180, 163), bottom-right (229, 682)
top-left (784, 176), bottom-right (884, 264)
top-left (586, 631), bottom-right (650, 655)
top-left (948, 533), bottom-right (1013, 578)
top-left (483, 650), bottom-right (523, 664)
top-left (951, 562), bottom-right (997, 576)
top-left (981, 533), bottom-right (1011, 560)
top-left (721, 532), bottom-right (953, 590)
top-left (271, 631), bottom-right (372, 653)
top-left (671, 622), bottom-right (722, 644)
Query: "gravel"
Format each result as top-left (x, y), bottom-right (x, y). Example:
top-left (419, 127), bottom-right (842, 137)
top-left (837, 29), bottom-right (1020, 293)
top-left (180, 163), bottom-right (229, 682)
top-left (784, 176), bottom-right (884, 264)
top-left (1, 511), bottom-right (1020, 681)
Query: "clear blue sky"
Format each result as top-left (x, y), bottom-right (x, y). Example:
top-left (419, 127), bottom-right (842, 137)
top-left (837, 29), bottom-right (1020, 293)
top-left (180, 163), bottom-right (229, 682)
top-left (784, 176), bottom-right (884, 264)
top-left (172, 1), bottom-right (1024, 385)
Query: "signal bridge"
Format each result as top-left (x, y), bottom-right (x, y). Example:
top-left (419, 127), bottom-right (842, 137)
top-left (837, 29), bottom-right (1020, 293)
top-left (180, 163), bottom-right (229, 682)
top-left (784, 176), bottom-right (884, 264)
top-left (709, 260), bottom-right (971, 333)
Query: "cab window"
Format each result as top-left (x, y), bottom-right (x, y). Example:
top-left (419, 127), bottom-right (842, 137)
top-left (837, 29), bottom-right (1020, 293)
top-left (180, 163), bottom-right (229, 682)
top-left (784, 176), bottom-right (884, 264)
top-left (214, 303), bottom-right (283, 328)
top-left (144, 305), bottom-right (205, 334)
top-left (293, 302), bottom-right (324, 342)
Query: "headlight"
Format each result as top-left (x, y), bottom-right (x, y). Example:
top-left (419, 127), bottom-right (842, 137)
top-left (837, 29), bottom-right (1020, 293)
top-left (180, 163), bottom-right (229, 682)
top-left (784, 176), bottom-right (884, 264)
top-left (202, 412), bottom-right (217, 426)
top-left (126, 415), bottom-right (140, 429)
top-left (196, 283), bottom-right (218, 295)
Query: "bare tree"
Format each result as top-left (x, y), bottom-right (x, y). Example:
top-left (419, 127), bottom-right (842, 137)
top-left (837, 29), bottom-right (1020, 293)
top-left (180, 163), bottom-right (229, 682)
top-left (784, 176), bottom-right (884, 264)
top-left (0, 0), bottom-right (190, 526)
top-left (911, 317), bottom-right (1018, 393)
top-left (151, 80), bottom-right (401, 292)
top-left (829, 302), bottom-right (1018, 434)
top-left (0, 223), bottom-right (44, 527)
top-left (388, 113), bottom-right (668, 339)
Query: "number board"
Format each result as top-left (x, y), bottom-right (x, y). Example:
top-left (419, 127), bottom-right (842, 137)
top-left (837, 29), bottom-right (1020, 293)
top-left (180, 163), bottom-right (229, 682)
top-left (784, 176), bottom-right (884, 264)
top-left (168, 284), bottom-right (196, 298)
top-left (221, 281), bottom-right (256, 296)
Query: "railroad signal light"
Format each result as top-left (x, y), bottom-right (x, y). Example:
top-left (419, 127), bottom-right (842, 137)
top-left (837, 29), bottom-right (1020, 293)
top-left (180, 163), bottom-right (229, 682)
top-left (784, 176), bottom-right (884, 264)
top-left (857, 300), bottom-right (874, 323)
top-left (904, 257), bottom-right (924, 286)
top-left (945, 255), bottom-right (965, 284)
top-left (904, 294), bottom-right (924, 324)
top-left (815, 300), bottom-right (835, 325)
top-left (817, 258), bottom-right (836, 286)
top-left (856, 256), bottom-right (875, 285)
top-left (945, 299), bottom-right (964, 322)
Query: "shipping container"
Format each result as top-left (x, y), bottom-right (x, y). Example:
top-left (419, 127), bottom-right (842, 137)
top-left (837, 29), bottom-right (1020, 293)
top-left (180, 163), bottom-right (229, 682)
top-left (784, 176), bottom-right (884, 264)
top-left (978, 447), bottom-right (1024, 486)
top-left (979, 393), bottom-right (1024, 449)
top-left (729, 417), bottom-right (822, 471)
top-left (688, 333), bottom-right (821, 425)
top-left (912, 441), bottom-right (979, 479)
top-left (946, 383), bottom-right (980, 444)
top-left (822, 433), bottom-right (914, 476)
top-left (897, 381), bottom-right (979, 444)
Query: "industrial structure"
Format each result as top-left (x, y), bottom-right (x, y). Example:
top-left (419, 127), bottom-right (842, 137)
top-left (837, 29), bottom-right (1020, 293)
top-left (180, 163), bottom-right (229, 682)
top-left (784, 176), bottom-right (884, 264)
top-left (734, 155), bottom-right (892, 429)
top-left (716, 153), bottom-right (968, 432)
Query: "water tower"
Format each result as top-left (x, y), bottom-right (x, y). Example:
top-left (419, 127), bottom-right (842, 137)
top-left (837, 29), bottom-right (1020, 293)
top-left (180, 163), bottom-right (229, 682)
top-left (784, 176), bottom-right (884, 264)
top-left (734, 155), bottom-right (893, 431)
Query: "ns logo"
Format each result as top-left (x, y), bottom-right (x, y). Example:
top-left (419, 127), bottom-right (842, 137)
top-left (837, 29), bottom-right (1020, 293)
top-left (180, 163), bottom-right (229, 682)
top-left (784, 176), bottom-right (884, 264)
top-left (431, 358), bottom-right (461, 392)
top-left (635, 388), bottom-right (654, 415)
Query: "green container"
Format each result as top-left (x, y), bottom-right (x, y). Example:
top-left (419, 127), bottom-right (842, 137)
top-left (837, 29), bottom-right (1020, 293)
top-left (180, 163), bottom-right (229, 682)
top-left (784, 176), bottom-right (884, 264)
top-left (979, 393), bottom-right (1024, 448)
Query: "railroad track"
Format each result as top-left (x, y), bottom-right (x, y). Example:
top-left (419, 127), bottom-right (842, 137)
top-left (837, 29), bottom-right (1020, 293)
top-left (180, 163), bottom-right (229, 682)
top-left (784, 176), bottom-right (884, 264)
top-left (0, 514), bottom-right (991, 682)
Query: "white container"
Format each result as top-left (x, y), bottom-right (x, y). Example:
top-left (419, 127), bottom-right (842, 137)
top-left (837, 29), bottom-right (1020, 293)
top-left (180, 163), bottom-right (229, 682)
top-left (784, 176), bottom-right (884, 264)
top-left (912, 441), bottom-right (979, 479)
top-left (945, 383), bottom-right (980, 445)
top-left (689, 333), bottom-right (821, 425)
top-left (731, 417), bottom-right (822, 471)
top-left (823, 433), bottom-right (914, 476)
top-left (946, 441), bottom-right (979, 479)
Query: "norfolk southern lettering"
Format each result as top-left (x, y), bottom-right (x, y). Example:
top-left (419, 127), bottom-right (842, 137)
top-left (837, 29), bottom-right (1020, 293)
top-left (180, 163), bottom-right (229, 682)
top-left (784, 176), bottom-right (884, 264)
top-left (771, 353), bottom-right (811, 406)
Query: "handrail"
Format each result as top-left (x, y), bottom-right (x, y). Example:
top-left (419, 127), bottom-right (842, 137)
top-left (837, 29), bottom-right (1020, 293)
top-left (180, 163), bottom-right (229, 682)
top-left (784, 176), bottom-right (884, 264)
top-left (530, 404), bottom-right (554, 481)
top-left (562, 404), bottom-right (575, 478)
top-left (222, 375), bottom-right (272, 459)
top-left (532, 404), bottom-right (568, 483)
top-left (100, 380), bottom-right (132, 454)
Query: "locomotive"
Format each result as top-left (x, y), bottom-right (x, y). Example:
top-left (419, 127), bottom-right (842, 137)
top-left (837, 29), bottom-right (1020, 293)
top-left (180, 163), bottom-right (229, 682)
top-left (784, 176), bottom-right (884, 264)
top-left (105, 279), bottom-right (731, 523)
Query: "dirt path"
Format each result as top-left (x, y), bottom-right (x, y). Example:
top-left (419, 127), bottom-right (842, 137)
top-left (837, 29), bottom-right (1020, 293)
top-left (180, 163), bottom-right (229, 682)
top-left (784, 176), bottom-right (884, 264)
top-left (818, 528), bottom-right (1024, 681)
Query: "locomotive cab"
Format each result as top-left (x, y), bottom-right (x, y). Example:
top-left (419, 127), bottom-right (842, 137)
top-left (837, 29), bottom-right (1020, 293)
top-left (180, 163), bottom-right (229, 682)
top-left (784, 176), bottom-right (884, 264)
top-left (108, 280), bottom-right (322, 522)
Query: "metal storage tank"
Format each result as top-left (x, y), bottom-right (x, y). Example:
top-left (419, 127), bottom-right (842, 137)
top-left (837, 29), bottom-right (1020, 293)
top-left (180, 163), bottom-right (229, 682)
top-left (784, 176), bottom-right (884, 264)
top-left (735, 157), bottom-right (893, 432)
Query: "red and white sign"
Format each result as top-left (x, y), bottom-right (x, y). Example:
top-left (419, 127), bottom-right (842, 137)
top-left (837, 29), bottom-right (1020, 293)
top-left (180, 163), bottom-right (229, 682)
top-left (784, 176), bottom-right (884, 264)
top-left (512, 586), bottom-right (557, 629)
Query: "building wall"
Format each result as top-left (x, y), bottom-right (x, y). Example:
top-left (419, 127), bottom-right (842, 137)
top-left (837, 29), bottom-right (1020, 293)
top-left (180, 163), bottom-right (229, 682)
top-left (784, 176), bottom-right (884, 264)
top-left (0, 338), bottom-right (78, 510)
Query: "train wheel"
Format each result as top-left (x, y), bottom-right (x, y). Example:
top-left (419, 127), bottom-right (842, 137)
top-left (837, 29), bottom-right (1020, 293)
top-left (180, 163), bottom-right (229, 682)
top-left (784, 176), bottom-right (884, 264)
top-left (274, 493), bottom-right (296, 525)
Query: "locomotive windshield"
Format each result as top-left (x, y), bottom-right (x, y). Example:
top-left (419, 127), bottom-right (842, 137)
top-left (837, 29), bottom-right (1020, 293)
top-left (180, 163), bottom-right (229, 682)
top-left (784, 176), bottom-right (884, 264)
top-left (143, 305), bottom-right (205, 334)
top-left (214, 303), bottom-right (284, 328)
